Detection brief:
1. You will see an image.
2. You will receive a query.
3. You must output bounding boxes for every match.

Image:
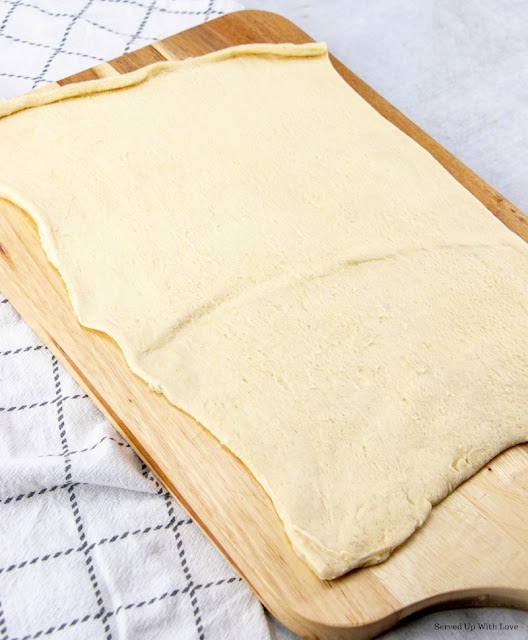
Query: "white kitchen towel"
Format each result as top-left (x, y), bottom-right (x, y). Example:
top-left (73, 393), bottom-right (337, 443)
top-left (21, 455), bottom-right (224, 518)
top-left (0, 0), bottom-right (243, 99)
top-left (0, 2), bottom-right (296, 639)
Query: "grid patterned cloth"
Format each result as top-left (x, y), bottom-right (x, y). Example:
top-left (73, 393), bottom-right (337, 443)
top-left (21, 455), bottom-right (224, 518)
top-left (0, 0), bottom-right (241, 99)
top-left (0, 2), bottom-right (296, 639)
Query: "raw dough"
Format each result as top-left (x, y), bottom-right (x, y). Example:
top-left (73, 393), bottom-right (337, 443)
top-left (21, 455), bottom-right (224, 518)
top-left (0, 43), bottom-right (527, 579)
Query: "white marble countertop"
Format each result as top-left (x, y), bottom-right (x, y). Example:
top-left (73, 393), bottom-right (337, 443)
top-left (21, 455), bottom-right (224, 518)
top-left (244, 1), bottom-right (528, 639)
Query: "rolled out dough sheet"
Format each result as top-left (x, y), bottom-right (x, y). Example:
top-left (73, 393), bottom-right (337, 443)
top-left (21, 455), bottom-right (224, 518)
top-left (0, 43), bottom-right (527, 579)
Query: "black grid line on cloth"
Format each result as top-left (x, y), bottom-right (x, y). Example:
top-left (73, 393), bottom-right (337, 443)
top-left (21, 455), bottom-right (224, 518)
top-left (3, 32), bottom-right (104, 62)
top-left (171, 506), bottom-right (205, 640)
top-left (147, 455), bottom-right (205, 640)
top-left (38, 434), bottom-right (131, 459)
top-left (51, 354), bottom-right (112, 640)
top-left (0, 480), bottom-right (80, 505)
top-left (152, 5), bottom-right (222, 16)
top-left (96, 0), bottom-right (162, 8)
top-left (80, 0), bottom-right (225, 17)
top-left (0, 344), bottom-right (46, 356)
top-left (0, 0), bottom-right (17, 36)
top-left (1, 0), bottom-right (75, 19)
top-left (0, 597), bottom-right (7, 640)
top-left (9, 576), bottom-right (242, 640)
top-left (1, 0), bottom-right (224, 20)
top-left (202, 0), bottom-right (215, 23)
top-left (139, 463), bottom-right (206, 637)
top-left (0, 545), bottom-right (79, 577)
top-left (78, 17), bottom-right (151, 41)
top-left (0, 392), bottom-right (88, 413)
top-left (0, 517), bottom-right (193, 576)
top-left (140, 461), bottom-right (169, 498)
top-left (31, 0), bottom-right (96, 88)
top-left (123, 0), bottom-right (156, 53)
top-left (0, 72), bottom-right (38, 81)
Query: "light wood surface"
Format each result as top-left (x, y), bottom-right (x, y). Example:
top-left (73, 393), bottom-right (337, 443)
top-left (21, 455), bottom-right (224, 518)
top-left (0, 10), bottom-right (527, 640)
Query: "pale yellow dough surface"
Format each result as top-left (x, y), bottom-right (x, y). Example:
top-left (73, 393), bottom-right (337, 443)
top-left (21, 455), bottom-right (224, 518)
top-left (0, 43), bottom-right (527, 579)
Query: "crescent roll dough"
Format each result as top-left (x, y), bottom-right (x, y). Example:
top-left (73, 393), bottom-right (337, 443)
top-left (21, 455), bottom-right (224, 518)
top-left (0, 43), bottom-right (527, 579)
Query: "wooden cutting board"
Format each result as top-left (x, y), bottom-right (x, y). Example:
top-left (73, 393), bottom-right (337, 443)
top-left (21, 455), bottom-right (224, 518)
top-left (1, 10), bottom-right (527, 640)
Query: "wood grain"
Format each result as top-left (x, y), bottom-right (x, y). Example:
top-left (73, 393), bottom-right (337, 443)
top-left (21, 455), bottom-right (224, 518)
top-left (1, 10), bottom-right (527, 640)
